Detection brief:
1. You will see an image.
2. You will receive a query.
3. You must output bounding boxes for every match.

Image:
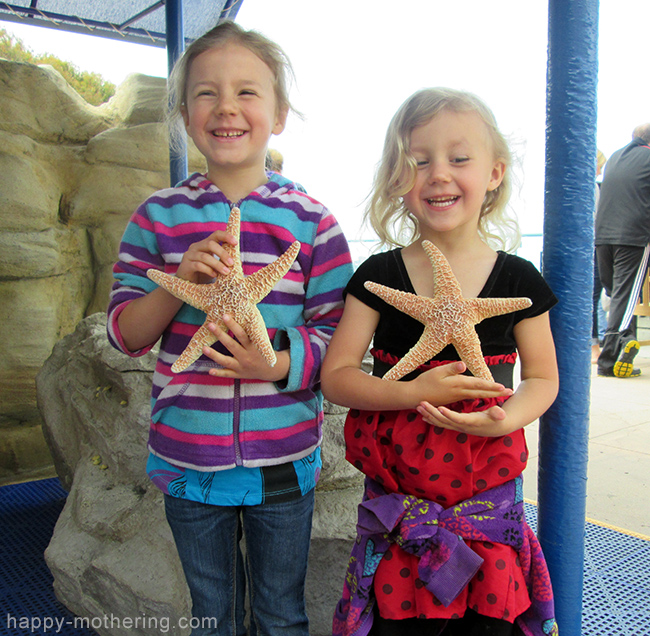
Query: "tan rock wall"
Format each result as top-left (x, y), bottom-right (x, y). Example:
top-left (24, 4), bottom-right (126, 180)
top-left (37, 313), bottom-right (361, 636)
top-left (0, 60), bottom-right (205, 480)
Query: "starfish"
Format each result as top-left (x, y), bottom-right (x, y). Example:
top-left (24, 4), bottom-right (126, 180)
top-left (147, 207), bottom-right (301, 373)
top-left (365, 241), bottom-right (532, 382)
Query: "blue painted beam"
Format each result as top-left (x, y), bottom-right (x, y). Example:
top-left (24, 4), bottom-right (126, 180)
top-left (165, 0), bottom-right (188, 186)
top-left (539, 1), bottom-right (599, 634)
top-left (0, 2), bottom-right (167, 45)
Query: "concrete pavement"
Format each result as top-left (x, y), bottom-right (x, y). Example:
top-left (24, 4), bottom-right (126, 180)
top-left (524, 326), bottom-right (650, 537)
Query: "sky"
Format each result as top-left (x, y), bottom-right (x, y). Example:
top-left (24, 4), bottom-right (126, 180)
top-left (2, 0), bottom-right (649, 262)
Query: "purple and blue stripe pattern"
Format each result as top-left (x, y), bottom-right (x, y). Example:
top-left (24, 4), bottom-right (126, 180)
top-left (108, 172), bottom-right (353, 472)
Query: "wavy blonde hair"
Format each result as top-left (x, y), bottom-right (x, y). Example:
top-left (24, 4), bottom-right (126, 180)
top-left (166, 21), bottom-right (298, 154)
top-left (365, 87), bottom-right (520, 251)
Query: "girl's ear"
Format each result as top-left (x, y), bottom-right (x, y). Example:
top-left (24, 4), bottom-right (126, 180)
top-left (487, 159), bottom-right (506, 191)
top-left (272, 106), bottom-right (289, 136)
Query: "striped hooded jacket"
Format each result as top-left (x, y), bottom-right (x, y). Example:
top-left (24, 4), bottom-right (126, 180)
top-left (107, 172), bottom-right (353, 472)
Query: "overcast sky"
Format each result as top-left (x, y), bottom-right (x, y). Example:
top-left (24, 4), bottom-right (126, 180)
top-left (2, 0), bottom-right (649, 259)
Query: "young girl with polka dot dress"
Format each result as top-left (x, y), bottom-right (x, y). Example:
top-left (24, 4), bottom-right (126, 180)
top-left (323, 88), bottom-right (559, 636)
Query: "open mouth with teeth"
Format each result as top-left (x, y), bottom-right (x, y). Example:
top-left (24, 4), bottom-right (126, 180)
top-left (426, 196), bottom-right (459, 208)
top-left (212, 130), bottom-right (247, 139)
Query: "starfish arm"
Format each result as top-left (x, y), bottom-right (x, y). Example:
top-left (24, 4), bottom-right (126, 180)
top-left (244, 241), bottom-right (301, 302)
top-left (364, 282), bottom-right (433, 323)
top-left (147, 269), bottom-right (212, 312)
top-left (422, 241), bottom-right (464, 298)
top-left (451, 327), bottom-right (493, 381)
top-left (243, 306), bottom-right (278, 367)
top-left (383, 326), bottom-right (449, 381)
top-left (223, 207), bottom-right (244, 278)
top-left (226, 207), bottom-right (241, 238)
top-left (171, 322), bottom-right (219, 373)
top-left (470, 297), bottom-right (532, 323)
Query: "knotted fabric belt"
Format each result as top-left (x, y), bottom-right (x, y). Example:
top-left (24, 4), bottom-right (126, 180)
top-left (333, 475), bottom-right (557, 636)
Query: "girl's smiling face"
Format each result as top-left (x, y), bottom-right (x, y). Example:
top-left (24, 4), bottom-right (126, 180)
top-left (183, 43), bottom-right (287, 188)
top-left (402, 109), bottom-right (505, 243)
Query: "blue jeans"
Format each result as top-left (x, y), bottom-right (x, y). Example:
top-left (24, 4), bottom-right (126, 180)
top-left (164, 490), bottom-right (314, 636)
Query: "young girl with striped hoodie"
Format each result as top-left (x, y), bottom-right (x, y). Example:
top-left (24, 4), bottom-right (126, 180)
top-left (107, 21), bottom-right (352, 636)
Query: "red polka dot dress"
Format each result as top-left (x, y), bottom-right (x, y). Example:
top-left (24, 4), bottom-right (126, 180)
top-left (343, 249), bottom-right (557, 624)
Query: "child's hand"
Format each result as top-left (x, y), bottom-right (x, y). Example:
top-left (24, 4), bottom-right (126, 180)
top-left (176, 230), bottom-right (237, 283)
top-left (202, 315), bottom-right (290, 382)
top-left (411, 361), bottom-right (513, 406)
top-left (416, 401), bottom-right (510, 437)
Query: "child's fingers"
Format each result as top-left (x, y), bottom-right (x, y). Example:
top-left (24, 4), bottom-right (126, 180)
top-left (420, 364), bottom-right (513, 403)
top-left (205, 230), bottom-right (237, 259)
top-left (204, 318), bottom-right (275, 380)
top-left (416, 401), bottom-right (436, 418)
top-left (206, 229), bottom-right (237, 246)
top-left (443, 366), bottom-right (509, 393)
top-left (200, 344), bottom-right (239, 376)
top-left (178, 232), bottom-right (237, 279)
top-left (192, 253), bottom-right (229, 278)
top-left (204, 238), bottom-right (235, 268)
top-left (206, 321), bottom-right (244, 355)
top-left (194, 240), bottom-right (233, 276)
top-left (450, 374), bottom-right (513, 398)
top-left (445, 361), bottom-right (467, 375)
top-left (221, 314), bottom-right (250, 345)
top-left (437, 405), bottom-right (507, 434)
top-left (416, 402), bottom-right (450, 428)
top-left (201, 342), bottom-right (243, 380)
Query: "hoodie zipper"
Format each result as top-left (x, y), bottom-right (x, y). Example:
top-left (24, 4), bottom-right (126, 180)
top-left (233, 379), bottom-right (242, 466)
top-left (230, 200), bottom-right (243, 467)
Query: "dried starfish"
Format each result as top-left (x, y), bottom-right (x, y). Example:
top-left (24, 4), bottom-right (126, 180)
top-left (365, 241), bottom-right (532, 381)
top-left (147, 207), bottom-right (300, 373)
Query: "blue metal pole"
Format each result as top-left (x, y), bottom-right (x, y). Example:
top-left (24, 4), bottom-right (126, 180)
top-left (540, 1), bottom-right (599, 634)
top-left (165, 0), bottom-right (188, 186)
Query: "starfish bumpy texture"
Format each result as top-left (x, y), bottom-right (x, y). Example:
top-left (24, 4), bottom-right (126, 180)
top-left (365, 241), bottom-right (532, 382)
top-left (147, 207), bottom-right (300, 374)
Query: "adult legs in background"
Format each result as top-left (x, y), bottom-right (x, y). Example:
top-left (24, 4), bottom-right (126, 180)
top-left (596, 244), bottom-right (649, 376)
top-left (243, 489), bottom-right (315, 636)
top-left (164, 495), bottom-right (247, 636)
top-left (592, 250), bottom-right (605, 363)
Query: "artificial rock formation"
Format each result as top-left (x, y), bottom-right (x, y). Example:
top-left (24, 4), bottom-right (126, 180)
top-left (7, 58), bottom-right (363, 635)
top-left (37, 314), bottom-right (363, 636)
top-left (0, 60), bottom-right (205, 480)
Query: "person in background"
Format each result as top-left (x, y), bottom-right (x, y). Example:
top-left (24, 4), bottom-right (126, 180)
top-left (591, 149), bottom-right (608, 363)
top-left (266, 147), bottom-right (307, 193)
top-left (107, 21), bottom-right (352, 636)
top-left (595, 124), bottom-right (650, 377)
top-left (265, 147), bottom-right (284, 173)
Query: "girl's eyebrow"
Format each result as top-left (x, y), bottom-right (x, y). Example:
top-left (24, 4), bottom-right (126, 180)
top-left (411, 139), bottom-right (471, 153)
top-left (238, 79), bottom-right (265, 87)
top-left (190, 78), bottom-right (265, 89)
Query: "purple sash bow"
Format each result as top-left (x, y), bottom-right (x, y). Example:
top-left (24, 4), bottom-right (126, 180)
top-left (332, 476), bottom-right (558, 636)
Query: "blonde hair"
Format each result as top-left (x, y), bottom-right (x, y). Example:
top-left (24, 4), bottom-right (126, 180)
top-left (365, 87), bottom-right (520, 251)
top-left (166, 21), bottom-right (297, 153)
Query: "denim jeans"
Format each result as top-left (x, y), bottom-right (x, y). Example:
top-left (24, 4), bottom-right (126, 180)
top-left (164, 490), bottom-right (315, 636)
